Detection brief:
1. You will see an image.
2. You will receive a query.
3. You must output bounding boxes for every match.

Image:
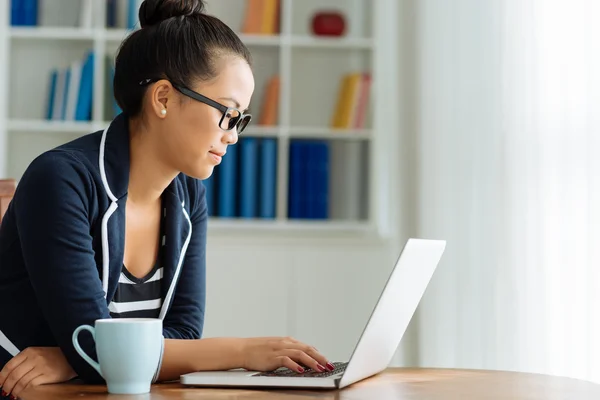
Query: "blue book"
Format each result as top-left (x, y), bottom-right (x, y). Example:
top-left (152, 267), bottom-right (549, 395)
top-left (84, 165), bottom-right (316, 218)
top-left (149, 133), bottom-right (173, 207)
top-left (128, 0), bottom-right (141, 29)
top-left (291, 141), bottom-right (329, 219)
top-left (106, 0), bottom-right (117, 27)
top-left (305, 142), bottom-right (317, 218)
top-left (61, 68), bottom-right (71, 120)
top-left (75, 51), bottom-right (94, 121)
top-left (217, 144), bottom-right (238, 218)
top-left (314, 142), bottom-right (330, 219)
top-left (259, 139), bottom-right (277, 219)
top-left (239, 138), bottom-right (258, 218)
top-left (11, 0), bottom-right (23, 26)
top-left (288, 140), bottom-right (303, 219)
top-left (46, 70), bottom-right (58, 120)
top-left (299, 142), bottom-right (312, 218)
top-left (22, 0), bottom-right (37, 26)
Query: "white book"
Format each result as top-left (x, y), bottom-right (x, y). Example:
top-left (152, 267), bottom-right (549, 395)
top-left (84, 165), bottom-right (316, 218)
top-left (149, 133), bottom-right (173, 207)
top-left (116, 0), bottom-right (129, 29)
top-left (329, 141), bottom-right (364, 220)
top-left (52, 69), bottom-right (66, 121)
top-left (65, 60), bottom-right (82, 121)
top-left (79, 0), bottom-right (93, 28)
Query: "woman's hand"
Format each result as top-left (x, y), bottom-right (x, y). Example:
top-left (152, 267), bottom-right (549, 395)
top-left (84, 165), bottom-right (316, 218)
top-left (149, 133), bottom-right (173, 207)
top-left (240, 336), bottom-right (335, 373)
top-left (0, 347), bottom-right (76, 399)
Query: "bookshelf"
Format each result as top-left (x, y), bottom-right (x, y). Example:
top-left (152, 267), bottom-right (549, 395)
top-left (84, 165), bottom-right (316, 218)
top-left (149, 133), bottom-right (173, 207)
top-left (0, 0), bottom-right (399, 237)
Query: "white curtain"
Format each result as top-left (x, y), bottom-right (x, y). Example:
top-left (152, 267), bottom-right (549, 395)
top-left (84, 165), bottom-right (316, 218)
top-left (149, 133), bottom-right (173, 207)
top-left (412, 0), bottom-right (600, 383)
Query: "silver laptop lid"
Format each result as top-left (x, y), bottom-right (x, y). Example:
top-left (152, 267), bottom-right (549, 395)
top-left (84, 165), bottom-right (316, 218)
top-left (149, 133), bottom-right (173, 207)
top-left (339, 238), bottom-right (446, 388)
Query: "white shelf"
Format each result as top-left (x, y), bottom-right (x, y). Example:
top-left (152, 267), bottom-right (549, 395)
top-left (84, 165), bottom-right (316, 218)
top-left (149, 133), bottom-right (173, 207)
top-left (242, 34), bottom-right (283, 47)
top-left (208, 217), bottom-right (372, 233)
top-left (7, 120), bottom-right (372, 140)
top-left (8, 119), bottom-right (96, 133)
top-left (288, 127), bottom-right (372, 140)
top-left (10, 27), bottom-right (372, 50)
top-left (242, 126), bottom-right (372, 140)
top-left (290, 36), bottom-right (374, 50)
top-left (104, 28), bottom-right (131, 42)
top-left (9, 27), bottom-right (95, 40)
top-left (240, 125), bottom-right (280, 136)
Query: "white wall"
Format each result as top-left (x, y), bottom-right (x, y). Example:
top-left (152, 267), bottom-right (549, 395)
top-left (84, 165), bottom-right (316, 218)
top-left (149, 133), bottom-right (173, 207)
top-left (202, 233), bottom-right (401, 363)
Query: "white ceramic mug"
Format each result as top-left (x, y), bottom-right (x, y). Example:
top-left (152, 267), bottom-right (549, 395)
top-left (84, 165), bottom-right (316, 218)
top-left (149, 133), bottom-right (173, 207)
top-left (72, 318), bottom-right (163, 394)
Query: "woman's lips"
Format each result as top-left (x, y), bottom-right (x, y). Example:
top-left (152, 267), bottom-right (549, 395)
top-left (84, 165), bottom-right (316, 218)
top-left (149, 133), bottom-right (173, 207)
top-left (209, 151), bottom-right (225, 164)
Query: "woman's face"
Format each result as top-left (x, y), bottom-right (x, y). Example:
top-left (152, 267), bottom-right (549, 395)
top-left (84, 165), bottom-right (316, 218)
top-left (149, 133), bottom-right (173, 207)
top-left (151, 56), bottom-right (255, 180)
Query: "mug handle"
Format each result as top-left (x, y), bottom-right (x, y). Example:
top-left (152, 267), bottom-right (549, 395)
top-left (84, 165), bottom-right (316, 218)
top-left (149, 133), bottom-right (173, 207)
top-left (72, 325), bottom-right (102, 376)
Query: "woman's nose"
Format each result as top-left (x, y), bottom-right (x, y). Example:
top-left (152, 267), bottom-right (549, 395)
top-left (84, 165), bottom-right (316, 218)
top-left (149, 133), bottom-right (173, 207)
top-left (223, 129), bottom-right (238, 145)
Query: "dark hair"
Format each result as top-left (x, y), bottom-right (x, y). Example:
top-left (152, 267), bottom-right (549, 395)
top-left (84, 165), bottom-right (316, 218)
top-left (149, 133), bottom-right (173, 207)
top-left (113, 0), bottom-right (252, 117)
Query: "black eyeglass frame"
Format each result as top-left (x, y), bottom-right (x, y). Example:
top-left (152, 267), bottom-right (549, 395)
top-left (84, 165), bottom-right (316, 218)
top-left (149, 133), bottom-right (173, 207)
top-left (139, 78), bottom-right (252, 134)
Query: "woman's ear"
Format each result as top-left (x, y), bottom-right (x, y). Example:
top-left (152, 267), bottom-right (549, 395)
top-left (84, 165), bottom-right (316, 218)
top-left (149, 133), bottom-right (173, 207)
top-left (150, 79), bottom-right (174, 118)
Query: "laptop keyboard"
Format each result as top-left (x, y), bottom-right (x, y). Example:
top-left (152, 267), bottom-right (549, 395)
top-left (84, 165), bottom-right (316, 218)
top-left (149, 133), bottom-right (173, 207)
top-left (253, 361), bottom-right (348, 378)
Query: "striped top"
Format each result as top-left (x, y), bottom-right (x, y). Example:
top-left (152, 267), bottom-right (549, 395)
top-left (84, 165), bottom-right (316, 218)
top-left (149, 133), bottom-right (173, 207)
top-left (108, 202), bottom-right (166, 319)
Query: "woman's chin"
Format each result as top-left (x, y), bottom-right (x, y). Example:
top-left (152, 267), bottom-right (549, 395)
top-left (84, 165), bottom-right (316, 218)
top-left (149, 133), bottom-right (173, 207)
top-left (181, 164), bottom-right (215, 181)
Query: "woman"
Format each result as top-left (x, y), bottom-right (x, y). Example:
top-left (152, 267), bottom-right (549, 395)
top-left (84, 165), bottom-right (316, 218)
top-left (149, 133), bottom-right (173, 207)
top-left (0, 1), bottom-right (333, 398)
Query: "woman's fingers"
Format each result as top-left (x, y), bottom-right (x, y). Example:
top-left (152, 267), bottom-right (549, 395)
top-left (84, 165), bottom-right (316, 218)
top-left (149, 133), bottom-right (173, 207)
top-left (303, 346), bottom-right (333, 371)
top-left (0, 353), bottom-right (28, 388)
top-left (277, 340), bottom-right (333, 371)
top-left (10, 368), bottom-right (43, 398)
top-left (1, 358), bottom-right (35, 396)
top-left (276, 356), bottom-right (305, 373)
top-left (282, 349), bottom-right (326, 372)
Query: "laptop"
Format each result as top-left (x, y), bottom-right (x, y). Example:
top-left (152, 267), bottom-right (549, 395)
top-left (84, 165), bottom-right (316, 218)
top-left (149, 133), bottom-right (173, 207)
top-left (180, 238), bottom-right (446, 390)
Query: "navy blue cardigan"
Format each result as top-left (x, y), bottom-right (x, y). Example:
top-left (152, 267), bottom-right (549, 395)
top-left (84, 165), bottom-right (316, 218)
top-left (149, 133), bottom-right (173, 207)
top-left (0, 113), bottom-right (207, 383)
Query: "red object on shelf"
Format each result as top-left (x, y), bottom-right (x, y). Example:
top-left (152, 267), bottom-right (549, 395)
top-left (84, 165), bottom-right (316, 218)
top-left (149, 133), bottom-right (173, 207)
top-left (311, 11), bottom-right (346, 36)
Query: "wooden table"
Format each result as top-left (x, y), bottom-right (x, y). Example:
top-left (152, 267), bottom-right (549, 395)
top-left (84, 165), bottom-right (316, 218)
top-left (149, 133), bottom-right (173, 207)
top-left (20, 367), bottom-right (600, 399)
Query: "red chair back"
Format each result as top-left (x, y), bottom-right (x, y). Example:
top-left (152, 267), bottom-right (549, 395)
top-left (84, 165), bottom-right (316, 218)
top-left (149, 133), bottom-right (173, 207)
top-left (0, 179), bottom-right (16, 224)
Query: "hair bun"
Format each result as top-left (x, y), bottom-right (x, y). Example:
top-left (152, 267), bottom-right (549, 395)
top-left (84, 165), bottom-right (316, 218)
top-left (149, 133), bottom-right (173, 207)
top-left (139, 0), bottom-right (206, 29)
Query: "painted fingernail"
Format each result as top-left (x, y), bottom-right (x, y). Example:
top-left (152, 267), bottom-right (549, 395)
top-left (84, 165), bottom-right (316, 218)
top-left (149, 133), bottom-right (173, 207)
top-left (1, 391), bottom-right (7, 397)
top-left (297, 366), bottom-right (304, 373)
top-left (10, 395), bottom-right (16, 400)
top-left (317, 364), bottom-right (326, 371)
top-left (327, 362), bottom-right (335, 370)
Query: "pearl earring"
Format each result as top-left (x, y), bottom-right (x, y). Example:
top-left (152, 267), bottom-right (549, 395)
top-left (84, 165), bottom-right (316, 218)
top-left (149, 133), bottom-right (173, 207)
top-left (161, 109), bottom-right (167, 116)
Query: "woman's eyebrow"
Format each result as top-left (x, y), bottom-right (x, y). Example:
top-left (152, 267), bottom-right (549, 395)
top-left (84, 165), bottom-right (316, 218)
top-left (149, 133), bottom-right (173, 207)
top-left (219, 97), bottom-right (241, 108)
top-left (219, 97), bottom-right (250, 113)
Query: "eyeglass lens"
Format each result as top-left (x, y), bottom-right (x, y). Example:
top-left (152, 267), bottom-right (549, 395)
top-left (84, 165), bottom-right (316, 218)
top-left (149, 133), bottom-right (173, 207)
top-left (220, 109), bottom-right (251, 133)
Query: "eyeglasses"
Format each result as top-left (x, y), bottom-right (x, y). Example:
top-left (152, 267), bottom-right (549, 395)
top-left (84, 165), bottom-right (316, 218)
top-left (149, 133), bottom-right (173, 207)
top-left (139, 78), bottom-right (252, 134)
top-left (174, 85), bottom-right (252, 134)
